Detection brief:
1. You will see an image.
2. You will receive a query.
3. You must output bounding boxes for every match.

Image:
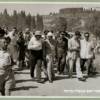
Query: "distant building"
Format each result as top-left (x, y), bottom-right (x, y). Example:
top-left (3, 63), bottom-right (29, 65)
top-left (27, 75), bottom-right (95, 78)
top-left (59, 8), bottom-right (84, 14)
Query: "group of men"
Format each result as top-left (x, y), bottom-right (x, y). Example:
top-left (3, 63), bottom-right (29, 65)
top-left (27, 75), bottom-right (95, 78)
top-left (27, 29), bottom-right (96, 83)
top-left (0, 27), bottom-right (97, 95)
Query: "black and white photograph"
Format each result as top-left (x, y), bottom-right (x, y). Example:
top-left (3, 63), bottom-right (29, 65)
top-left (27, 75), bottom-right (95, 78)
top-left (0, 2), bottom-right (100, 96)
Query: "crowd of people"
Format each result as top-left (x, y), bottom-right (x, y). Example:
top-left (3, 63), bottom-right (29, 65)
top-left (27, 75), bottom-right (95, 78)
top-left (0, 27), bottom-right (98, 96)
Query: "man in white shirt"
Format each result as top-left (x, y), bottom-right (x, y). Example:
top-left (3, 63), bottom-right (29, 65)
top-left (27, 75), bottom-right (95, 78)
top-left (80, 32), bottom-right (95, 76)
top-left (28, 31), bottom-right (44, 83)
top-left (68, 31), bottom-right (86, 81)
top-left (0, 37), bottom-right (15, 96)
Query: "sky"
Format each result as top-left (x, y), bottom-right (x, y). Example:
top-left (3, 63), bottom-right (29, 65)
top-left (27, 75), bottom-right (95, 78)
top-left (0, 3), bottom-right (100, 15)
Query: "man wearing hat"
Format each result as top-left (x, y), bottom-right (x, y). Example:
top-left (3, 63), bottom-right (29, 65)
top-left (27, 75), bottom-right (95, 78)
top-left (42, 32), bottom-right (56, 83)
top-left (68, 31), bottom-right (86, 81)
top-left (56, 31), bottom-right (68, 75)
top-left (28, 31), bottom-right (44, 83)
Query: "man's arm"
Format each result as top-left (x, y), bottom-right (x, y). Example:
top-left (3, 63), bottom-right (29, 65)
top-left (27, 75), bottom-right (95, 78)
top-left (28, 38), bottom-right (41, 50)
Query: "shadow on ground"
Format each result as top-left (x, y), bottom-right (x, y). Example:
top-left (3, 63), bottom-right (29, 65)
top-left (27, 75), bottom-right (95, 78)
top-left (14, 71), bottom-right (30, 74)
top-left (15, 79), bottom-right (36, 83)
top-left (11, 86), bottom-right (38, 91)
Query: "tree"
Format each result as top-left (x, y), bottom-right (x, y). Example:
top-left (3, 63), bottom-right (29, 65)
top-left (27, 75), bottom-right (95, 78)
top-left (54, 17), bottom-right (67, 32)
top-left (12, 10), bottom-right (18, 27)
top-left (26, 13), bottom-right (32, 29)
top-left (17, 10), bottom-right (26, 30)
top-left (86, 12), bottom-right (100, 38)
top-left (36, 14), bottom-right (44, 31)
top-left (2, 9), bottom-right (10, 27)
top-left (31, 16), bottom-right (36, 30)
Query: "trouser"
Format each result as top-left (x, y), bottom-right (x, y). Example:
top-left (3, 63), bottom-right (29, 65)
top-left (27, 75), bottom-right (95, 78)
top-left (30, 50), bottom-right (42, 80)
top-left (17, 49), bottom-right (25, 69)
top-left (81, 58), bottom-right (94, 75)
top-left (57, 54), bottom-right (66, 73)
top-left (25, 50), bottom-right (30, 68)
top-left (0, 70), bottom-right (15, 96)
top-left (69, 57), bottom-right (83, 78)
top-left (18, 60), bottom-right (24, 69)
top-left (43, 54), bottom-right (55, 81)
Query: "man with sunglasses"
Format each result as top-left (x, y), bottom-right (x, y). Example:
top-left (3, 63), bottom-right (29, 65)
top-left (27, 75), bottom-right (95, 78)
top-left (80, 32), bottom-right (95, 77)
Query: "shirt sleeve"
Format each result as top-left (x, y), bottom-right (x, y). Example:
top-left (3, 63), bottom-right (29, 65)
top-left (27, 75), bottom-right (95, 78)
top-left (68, 39), bottom-right (72, 51)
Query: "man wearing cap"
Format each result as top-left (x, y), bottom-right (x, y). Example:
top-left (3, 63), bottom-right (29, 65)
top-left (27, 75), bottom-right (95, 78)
top-left (56, 31), bottom-right (68, 74)
top-left (80, 32), bottom-right (95, 77)
top-left (28, 31), bottom-right (44, 83)
top-left (42, 32), bottom-right (56, 83)
top-left (68, 31), bottom-right (86, 81)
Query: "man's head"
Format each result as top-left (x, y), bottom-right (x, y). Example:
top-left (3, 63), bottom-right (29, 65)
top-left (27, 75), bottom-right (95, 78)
top-left (2, 37), bottom-right (11, 50)
top-left (18, 31), bottom-right (23, 38)
top-left (35, 31), bottom-right (41, 40)
top-left (25, 28), bottom-right (30, 35)
top-left (74, 31), bottom-right (81, 40)
top-left (47, 32), bottom-right (53, 40)
top-left (84, 32), bottom-right (89, 41)
top-left (12, 27), bottom-right (17, 36)
top-left (60, 31), bottom-right (65, 38)
top-left (12, 27), bottom-right (17, 32)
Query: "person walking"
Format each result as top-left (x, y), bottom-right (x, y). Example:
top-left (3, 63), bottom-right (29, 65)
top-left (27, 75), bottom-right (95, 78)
top-left (80, 32), bottom-right (95, 77)
top-left (42, 32), bottom-right (56, 83)
top-left (56, 31), bottom-right (68, 75)
top-left (16, 31), bottom-right (25, 70)
top-left (68, 31), bottom-right (86, 81)
top-left (28, 30), bottom-right (44, 83)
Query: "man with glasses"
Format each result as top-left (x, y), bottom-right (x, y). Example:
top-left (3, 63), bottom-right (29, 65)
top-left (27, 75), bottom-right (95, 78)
top-left (80, 32), bottom-right (95, 77)
top-left (68, 31), bottom-right (86, 81)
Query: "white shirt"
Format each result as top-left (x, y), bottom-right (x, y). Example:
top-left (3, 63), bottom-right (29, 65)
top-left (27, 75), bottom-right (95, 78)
top-left (0, 50), bottom-right (12, 75)
top-left (7, 31), bottom-right (15, 40)
top-left (80, 39), bottom-right (94, 59)
top-left (28, 36), bottom-right (42, 50)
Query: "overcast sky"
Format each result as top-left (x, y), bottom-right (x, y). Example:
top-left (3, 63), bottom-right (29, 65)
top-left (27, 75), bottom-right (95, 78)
top-left (0, 3), bottom-right (100, 15)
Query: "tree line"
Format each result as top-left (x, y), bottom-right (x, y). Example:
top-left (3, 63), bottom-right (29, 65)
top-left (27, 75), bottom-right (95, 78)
top-left (0, 9), bottom-right (44, 31)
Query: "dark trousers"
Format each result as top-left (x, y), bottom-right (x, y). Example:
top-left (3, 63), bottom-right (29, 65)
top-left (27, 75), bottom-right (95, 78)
top-left (81, 58), bottom-right (94, 75)
top-left (29, 50), bottom-right (43, 79)
top-left (57, 54), bottom-right (66, 73)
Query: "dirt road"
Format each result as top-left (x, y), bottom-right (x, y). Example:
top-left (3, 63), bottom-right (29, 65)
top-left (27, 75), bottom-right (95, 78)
top-left (11, 54), bottom-right (100, 96)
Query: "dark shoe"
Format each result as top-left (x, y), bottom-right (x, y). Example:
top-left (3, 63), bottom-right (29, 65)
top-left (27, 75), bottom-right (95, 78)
top-left (83, 75), bottom-right (88, 78)
top-left (49, 80), bottom-right (53, 83)
top-left (68, 75), bottom-right (72, 78)
top-left (78, 77), bottom-right (86, 81)
top-left (17, 68), bottom-right (23, 71)
top-left (30, 73), bottom-right (34, 78)
top-left (57, 71), bottom-right (61, 75)
top-left (36, 79), bottom-right (45, 83)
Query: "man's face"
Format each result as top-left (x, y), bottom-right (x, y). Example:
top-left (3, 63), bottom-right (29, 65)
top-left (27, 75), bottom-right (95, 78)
top-left (2, 39), bottom-right (8, 50)
top-left (35, 35), bottom-right (41, 40)
top-left (48, 36), bottom-right (53, 40)
top-left (84, 34), bottom-right (89, 41)
top-left (75, 34), bottom-right (80, 40)
top-left (60, 34), bottom-right (64, 38)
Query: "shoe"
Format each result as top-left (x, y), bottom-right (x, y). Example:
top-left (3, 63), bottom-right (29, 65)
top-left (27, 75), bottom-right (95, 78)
top-left (83, 75), bottom-right (88, 78)
top-left (68, 75), bottom-right (72, 78)
top-left (36, 79), bottom-right (45, 83)
top-left (57, 71), bottom-right (61, 75)
top-left (78, 77), bottom-right (86, 81)
top-left (17, 68), bottom-right (23, 71)
top-left (49, 80), bottom-right (53, 83)
top-left (31, 73), bottom-right (34, 78)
